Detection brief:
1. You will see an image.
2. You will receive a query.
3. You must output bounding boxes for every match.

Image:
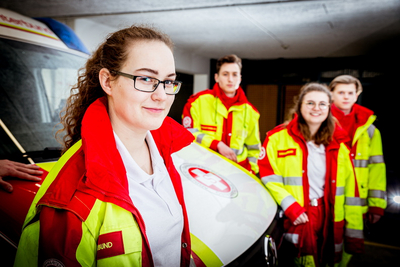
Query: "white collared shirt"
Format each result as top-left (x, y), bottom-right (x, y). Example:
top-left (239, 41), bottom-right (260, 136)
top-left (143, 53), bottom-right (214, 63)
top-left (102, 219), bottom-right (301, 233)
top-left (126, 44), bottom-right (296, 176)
top-left (114, 131), bottom-right (183, 267)
top-left (307, 141), bottom-right (326, 200)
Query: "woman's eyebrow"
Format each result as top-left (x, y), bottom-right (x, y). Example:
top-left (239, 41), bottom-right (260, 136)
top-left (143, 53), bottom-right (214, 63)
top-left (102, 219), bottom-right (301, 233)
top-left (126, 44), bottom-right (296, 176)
top-left (136, 68), bottom-right (176, 78)
top-left (136, 68), bottom-right (158, 75)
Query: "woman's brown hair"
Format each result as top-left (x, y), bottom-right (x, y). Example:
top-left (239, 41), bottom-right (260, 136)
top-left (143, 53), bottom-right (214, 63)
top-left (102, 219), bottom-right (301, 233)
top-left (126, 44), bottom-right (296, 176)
top-left (292, 83), bottom-right (336, 146)
top-left (57, 25), bottom-right (174, 153)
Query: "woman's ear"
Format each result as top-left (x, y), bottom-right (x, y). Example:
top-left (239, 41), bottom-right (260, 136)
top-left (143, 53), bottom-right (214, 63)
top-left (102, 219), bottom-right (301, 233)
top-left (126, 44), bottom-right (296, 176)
top-left (99, 68), bottom-right (113, 96)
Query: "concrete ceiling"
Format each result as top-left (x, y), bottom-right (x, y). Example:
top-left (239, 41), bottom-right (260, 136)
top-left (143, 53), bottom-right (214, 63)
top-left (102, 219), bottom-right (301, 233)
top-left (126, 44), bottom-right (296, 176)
top-left (1, 0), bottom-right (400, 59)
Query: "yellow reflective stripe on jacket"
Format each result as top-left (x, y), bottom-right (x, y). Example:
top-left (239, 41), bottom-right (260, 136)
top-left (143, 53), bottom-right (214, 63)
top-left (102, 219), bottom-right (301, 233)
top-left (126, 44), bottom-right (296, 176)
top-left (186, 93), bottom-right (261, 173)
top-left (22, 140), bottom-right (83, 229)
top-left (352, 115), bottom-right (386, 213)
top-left (36, 161), bottom-right (56, 172)
top-left (190, 233), bottom-right (223, 266)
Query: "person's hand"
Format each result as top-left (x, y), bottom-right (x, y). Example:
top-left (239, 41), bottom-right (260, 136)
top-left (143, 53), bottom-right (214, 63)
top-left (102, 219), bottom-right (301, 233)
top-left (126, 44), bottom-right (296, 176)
top-left (0, 160), bottom-right (43, 193)
top-left (293, 212), bottom-right (309, 225)
top-left (217, 142), bottom-right (237, 162)
top-left (367, 213), bottom-right (381, 224)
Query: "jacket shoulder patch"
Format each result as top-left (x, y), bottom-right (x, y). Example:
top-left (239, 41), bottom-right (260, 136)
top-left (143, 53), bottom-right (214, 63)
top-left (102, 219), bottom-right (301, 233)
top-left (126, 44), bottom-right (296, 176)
top-left (183, 116), bottom-right (192, 128)
top-left (97, 231), bottom-right (125, 260)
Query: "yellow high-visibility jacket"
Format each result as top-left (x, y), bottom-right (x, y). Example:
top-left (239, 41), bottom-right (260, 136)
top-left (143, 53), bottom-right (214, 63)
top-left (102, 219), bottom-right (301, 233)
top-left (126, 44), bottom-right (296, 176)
top-left (14, 98), bottom-right (193, 267)
top-left (332, 104), bottom-right (386, 216)
top-left (258, 116), bottom-right (364, 264)
top-left (182, 83), bottom-right (261, 174)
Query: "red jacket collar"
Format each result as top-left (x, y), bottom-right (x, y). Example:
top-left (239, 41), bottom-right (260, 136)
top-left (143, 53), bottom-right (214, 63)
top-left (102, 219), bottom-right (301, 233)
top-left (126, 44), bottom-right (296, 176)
top-left (41, 97), bottom-right (194, 208)
top-left (331, 103), bottom-right (373, 127)
top-left (213, 83), bottom-right (249, 106)
top-left (81, 97), bottom-right (129, 201)
top-left (81, 97), bottom-right (194, 201)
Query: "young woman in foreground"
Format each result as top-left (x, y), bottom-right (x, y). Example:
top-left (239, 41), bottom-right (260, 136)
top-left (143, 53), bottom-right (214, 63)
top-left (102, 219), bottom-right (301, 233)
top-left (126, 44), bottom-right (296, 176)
top-left (15, 26), bottom-right (193, 267)
top-left (258, 83), bottom-right (364, 266)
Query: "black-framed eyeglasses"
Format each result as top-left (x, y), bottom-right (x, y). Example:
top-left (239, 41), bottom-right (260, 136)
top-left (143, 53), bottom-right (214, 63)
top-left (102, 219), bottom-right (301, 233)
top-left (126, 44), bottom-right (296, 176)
top-left (303, 101), bottom-right (330, 110)
top-left (113, 71), bottom-right (182, 95)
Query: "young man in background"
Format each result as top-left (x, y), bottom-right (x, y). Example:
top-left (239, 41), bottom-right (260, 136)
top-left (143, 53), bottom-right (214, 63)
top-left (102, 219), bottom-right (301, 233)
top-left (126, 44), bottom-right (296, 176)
top-left (182, 54), bottom-right (261, 174)
top-left (329, 75), bottom-right (386, 222)
top-left (330, 75), bottom-right (387, 266)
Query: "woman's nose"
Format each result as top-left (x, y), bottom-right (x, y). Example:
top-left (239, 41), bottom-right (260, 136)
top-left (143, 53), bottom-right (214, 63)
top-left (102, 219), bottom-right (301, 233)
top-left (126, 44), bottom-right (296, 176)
top-left (313, 103), bottom-right (321, 110)
top-left (152, 83), bottom-right (167, 100)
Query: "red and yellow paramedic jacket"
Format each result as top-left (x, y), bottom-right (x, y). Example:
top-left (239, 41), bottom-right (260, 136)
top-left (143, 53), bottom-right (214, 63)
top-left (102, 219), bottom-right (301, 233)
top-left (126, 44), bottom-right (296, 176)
top-left (14, 97), bottom-right (194, 267)
top-left (332, 104), bottom-right (386, 216)
top-left (182, 83), bottom-right (261, 174)
top-left (258, 116), bottom-right (364, 263)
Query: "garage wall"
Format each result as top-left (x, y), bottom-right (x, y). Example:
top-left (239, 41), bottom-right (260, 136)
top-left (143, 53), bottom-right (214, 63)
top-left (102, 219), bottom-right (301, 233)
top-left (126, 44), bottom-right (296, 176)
top-left (59, 17), bottom-right (210, 94)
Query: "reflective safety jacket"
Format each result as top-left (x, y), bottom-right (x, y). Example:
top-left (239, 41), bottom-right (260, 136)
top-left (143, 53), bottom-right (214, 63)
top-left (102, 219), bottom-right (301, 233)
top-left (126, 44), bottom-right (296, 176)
top-left (332, 104), bottom-right (386, 216)
top-left (182, 83), bottom-right (261, 174)
top-left (258, 117), bottom-right (364, 264)
top-left (14, 97), bottom-right (194, 267)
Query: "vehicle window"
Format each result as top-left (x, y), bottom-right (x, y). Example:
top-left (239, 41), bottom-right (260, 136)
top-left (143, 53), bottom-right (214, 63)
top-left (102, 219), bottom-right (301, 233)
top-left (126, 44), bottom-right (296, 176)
top-left (0, 38), bottom-right (87, 162)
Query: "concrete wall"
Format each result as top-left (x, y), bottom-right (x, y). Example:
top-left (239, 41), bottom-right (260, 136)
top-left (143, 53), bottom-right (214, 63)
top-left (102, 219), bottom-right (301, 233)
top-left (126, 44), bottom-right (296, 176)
top-left (59, 17), bottom-right (209, 94)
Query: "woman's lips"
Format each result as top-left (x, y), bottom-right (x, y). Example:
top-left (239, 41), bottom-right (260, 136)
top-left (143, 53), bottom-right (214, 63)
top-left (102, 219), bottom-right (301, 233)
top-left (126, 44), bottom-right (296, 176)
top-left (144, 107), bottom-right (164, 113)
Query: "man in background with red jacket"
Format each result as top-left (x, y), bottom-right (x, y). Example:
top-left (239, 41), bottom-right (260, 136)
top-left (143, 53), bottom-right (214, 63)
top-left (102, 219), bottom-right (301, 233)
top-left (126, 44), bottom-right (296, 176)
top-left (182, 54), bottom-right (261, 174)
top-left (329, 75), bottom-right (386, 265)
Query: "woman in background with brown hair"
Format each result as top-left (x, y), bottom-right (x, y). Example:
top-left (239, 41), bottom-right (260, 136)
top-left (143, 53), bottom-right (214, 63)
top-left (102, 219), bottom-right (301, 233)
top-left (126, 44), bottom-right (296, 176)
top-left (15, 25), bottom-right (193, 267)
top-left (258, 83), bottom-right (364, 266)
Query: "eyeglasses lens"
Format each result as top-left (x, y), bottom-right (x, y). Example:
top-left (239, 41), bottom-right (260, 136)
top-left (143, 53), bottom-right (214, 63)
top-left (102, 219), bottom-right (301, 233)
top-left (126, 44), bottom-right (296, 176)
top-left (135, 77), bottom-right (180, 95)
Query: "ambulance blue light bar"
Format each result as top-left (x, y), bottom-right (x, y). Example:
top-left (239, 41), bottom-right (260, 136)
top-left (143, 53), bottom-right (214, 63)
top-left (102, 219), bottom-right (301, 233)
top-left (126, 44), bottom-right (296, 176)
top-left (34, 17), bottom-right (90, 55)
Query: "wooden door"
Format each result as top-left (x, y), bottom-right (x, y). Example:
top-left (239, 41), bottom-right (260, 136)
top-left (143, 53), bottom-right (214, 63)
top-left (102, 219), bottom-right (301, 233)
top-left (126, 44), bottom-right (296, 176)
top-left (246, 85), bottom-right (278, 143)
top-left (247, 84), bottom-right (303, 143)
